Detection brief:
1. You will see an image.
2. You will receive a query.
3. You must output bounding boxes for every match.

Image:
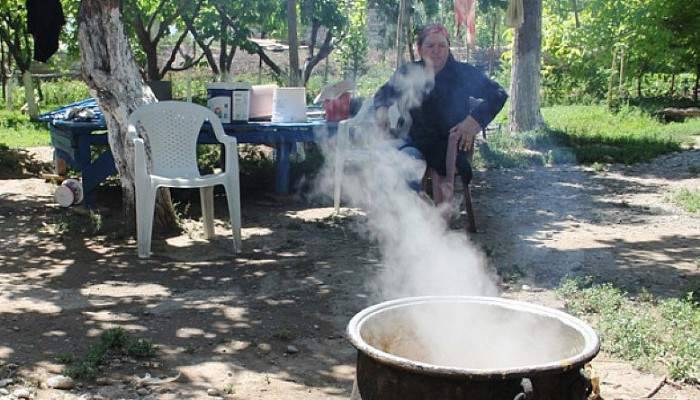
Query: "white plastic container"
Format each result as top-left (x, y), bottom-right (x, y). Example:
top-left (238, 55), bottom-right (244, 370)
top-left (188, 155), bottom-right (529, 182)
top-left (54, 178), bottom-right (83, 207)
top-left (272, 87), bottom-right (307, 123)
top-left (206, 82), bottom-right (251, 123)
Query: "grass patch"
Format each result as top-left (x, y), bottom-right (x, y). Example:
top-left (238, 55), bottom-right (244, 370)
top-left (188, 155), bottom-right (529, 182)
top-left (40, 210), bottom-right (104, 237)
top-left (63, 328), bottom-right (156, 380)
top-left (543, 105), bottom-right (700, 164)
top-left (557, 278), bottom-right (700, 383)
top-left (0, 109), bottom-right (50, 147)
top-left (668, 188), bottom-right (700, 213)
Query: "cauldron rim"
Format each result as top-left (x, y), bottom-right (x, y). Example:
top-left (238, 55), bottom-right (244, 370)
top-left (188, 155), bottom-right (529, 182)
top-left (347, 296), bottom-right (600, 380)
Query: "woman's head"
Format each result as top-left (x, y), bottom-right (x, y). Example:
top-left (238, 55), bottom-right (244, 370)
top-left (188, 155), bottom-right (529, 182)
top-left (416, 23), bottom-right (450, 73)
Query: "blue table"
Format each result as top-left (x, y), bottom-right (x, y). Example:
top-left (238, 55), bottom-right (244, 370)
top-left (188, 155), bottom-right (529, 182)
top-left (45, 106), bottom-right (335, 207)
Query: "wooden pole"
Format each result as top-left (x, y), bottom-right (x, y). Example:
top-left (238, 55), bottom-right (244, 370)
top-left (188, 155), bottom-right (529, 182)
top-left (395, 0), bottom-right (406, 68)
top-left (287, 0), bottom-right (301, 86)
top-left (618, 45), bottom-right (625, 97)
top-left (607, 47), bottom-right (617, 108)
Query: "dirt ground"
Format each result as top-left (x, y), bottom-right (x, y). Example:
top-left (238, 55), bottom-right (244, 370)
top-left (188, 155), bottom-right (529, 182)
top-left (0, 146), bottom-right (699, 400)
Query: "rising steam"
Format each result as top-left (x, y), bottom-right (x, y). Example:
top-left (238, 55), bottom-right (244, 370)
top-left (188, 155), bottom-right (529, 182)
top-left (314, 64), bottom-right (498, 302)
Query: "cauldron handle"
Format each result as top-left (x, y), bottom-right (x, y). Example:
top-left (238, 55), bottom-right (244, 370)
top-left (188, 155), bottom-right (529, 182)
top-left (512, 377), bottom-right (533, 400)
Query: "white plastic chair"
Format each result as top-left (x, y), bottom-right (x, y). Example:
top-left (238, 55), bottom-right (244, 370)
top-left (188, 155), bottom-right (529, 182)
top-left (333, 118), bottom-right (380, 213)
top-left (129, 101), bottom-right (242, 258)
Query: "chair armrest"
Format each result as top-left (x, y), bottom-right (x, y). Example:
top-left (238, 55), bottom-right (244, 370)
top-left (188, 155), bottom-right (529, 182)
top-left (208, 119), bottom-right (237, 146)
top-left (220, 135), bottom-right (239, 173)
top-left (132, 137), bottom-right (147, 175)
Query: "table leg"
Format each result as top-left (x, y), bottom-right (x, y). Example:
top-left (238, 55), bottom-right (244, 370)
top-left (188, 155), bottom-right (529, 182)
top-left (77, 136), bottom-right (117, 208)
top-left (275, 142), bottom-right (292, 194)
top-left (54, 153), bottom-right (67, 176)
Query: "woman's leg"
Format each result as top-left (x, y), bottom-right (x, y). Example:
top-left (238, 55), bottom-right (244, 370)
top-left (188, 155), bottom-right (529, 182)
top-left (397, 140), bottom-right (426, 192)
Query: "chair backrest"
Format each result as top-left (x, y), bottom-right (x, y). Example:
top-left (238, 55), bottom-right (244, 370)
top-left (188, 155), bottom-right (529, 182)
top-left (129, 101), bottom-right (221, 178)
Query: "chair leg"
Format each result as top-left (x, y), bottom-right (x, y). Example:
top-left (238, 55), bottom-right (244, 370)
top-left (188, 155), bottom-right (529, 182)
top-left (200, 186), bottom-right (215, 239)
top-left (224, 178), bottom-right (242, 253)
top-left (136, 184), bottom-right (156, 258)
top-left (334, 154), bottom-right (343, 214)
top-left (463, 185), bottom-right (477, 234)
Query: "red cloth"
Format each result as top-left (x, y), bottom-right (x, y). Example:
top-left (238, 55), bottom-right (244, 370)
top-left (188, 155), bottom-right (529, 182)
top-left (454, 0), bottom-right (476, 46)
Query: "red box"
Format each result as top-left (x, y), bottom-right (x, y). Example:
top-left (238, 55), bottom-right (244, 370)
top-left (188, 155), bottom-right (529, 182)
top-left (323, 92), bottom-right (351, 122)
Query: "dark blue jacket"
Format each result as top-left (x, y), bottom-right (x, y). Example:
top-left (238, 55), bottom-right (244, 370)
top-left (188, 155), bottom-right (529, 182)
top-left (374, 54), bottom-right (507, 175)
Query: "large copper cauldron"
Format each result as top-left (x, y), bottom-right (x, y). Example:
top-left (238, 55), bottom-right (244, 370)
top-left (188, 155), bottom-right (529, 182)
top-left (347, 296), bottom-right (600, 400)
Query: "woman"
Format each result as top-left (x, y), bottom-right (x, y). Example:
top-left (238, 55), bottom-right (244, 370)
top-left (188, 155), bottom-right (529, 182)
top-left (374, 23), bottom-right (507, 210)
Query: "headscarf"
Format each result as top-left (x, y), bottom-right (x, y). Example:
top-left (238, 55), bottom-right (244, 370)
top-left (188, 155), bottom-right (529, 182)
top-left (417, 23), bottom-right (451, 47)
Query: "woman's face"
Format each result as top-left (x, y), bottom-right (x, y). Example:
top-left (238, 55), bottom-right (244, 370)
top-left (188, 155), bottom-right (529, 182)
top-left (418, 32), bottom-right (449, 73)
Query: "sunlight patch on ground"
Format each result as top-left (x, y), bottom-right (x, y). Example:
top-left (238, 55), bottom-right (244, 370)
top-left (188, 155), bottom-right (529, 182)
top-left (0, 346), bottom-right (14, 359)
top-left (286, 207), bottom-right (365, 221)
top-left (83, 310), bottom-right (139, 322)
top-left (80, 283), bottom-right (170, 298)
top-left (0, 294), bottom-right (63, 313)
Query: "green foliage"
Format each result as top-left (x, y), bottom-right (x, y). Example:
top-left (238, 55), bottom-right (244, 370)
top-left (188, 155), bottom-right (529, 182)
top-left (337, 0), bottom-right (369, 80)
top-left (354, 64), bottom-right (393, 98)
top-left (0, 0), bottom-right (32, 71)
top-left (39, 79), bottom-right (91, 108)
top-left (538, 0), bottom-right (700, 104)
top-left (557, 279), bottom-right (700, 382)
top-left (668, 188), bottom-right (700, 213)
top-left (64, 328), bottom-right (156, 380)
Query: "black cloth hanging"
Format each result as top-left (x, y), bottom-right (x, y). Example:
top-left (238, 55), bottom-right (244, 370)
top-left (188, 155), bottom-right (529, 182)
top-left (26, 0), bottom-right (66, 62)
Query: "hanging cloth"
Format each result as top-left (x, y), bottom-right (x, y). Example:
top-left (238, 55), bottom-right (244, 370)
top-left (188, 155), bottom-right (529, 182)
top-left (454, 0), bottom-right (477, 46)
top-left (26, 0), bottom-right (66, 62)
top-left (506, 0), bottom-right (524, 29)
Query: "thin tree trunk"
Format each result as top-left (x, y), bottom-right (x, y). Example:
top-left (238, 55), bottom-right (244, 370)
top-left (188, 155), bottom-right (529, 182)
top-left (618, 46), bottom-right (625, 97)
top-left (669, 73), bottom-right (675, 97)
top-left (508, 0), bottom-right (543, 133)
top-left (489, 12), bottom-right (497, 77)
top-left (287, 0), bottom-right (301, 86)
top-left (637, 70), bottom-right (643, 98)
top-left (694, 64), bottom-right (699, 102)
top-left (22, 70), bottom-right (39, 119)
top-left (607, 47), bottom-right (617, 107)
top-left (78, 0), bottom-right (177, 234)
top-left (570, 0), bottom-right (579, 28)
top-left (407, 4), bottom-right (415, 63)
top-left (396, 0), bottom-right (406, 68)
top-left (1, 41), bottom-right (5, 101)
top-left (6, 72), bottom-right (15, 110)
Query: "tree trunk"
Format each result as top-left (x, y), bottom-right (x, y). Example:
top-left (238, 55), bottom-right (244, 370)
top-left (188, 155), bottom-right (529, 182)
top-left (287, 0), bottom-right (301, 86)
top-left (694, 64), bottom-right (699, 102)
top-left (508, 0), bottom-right (543, 133)
top-left (6, 72), bottom-right (15, 110)
top-left (22, 70), bottom-right (39, 119)
top-left (637, 70), bottom-right (643, 98)
top-left (78, 0), bottom-right (177, 234)
top-left (618, 46), bottom-right (625, 97)
top-left (669, 73), bottom-right (675, 97)
top-left (395, 0), bottom-right (406, 68)
top-left (570, 0), bottom-right (579, 28)
top-left (606, 47), bottom-right (617, 108)
top-left (1, 41), bottom-right (5, 101)
top-left (488, 12), bottom-right (497, 77)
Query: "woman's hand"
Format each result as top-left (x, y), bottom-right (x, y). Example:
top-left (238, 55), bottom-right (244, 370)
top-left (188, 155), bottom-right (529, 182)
top-left (449, 116), bottom-right (482, 151)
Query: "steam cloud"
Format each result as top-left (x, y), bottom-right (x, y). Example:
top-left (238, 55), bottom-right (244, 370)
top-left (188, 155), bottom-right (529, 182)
top-left (315, 65), bottom-right (498, 302)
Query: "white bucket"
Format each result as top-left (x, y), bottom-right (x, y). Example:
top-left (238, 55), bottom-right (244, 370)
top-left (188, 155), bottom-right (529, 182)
top-left (54, 178), bottom-right (83, 207)
top-left (206, 82), bottom-right (251, 123)
top-left (272, 87), bottom-right (307, 123)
